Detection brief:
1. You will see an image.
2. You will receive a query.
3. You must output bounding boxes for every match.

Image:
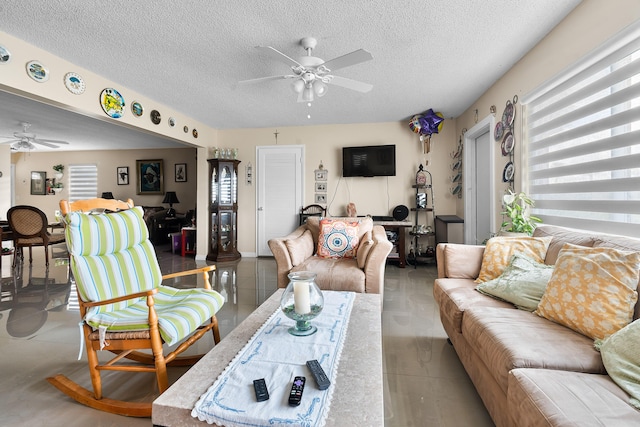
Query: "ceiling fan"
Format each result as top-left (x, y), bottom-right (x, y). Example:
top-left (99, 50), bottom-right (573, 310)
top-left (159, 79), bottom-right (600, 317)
top-left (0, 122), bottom-right (70, 151)
top-left (239, 37), bottom-right (373, 103)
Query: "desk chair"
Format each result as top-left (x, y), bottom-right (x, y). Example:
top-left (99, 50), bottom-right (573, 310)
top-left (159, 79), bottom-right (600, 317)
top-left (47, 198), bottom-right (224, 417)
top-left (7, 205), bottom-right (66, 267)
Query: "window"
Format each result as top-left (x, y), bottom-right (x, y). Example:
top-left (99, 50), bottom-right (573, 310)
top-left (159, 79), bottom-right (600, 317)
top-left (68, 164), bottom-right (98, 202)
top-left (523, 21), bottom-right (640, 237)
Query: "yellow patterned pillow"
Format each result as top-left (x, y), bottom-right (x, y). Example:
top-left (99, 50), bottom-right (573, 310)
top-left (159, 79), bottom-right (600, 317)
top-left (535, 243), bottom-right (640, 340)
top-left (476, 236), bottom-right (553, 283)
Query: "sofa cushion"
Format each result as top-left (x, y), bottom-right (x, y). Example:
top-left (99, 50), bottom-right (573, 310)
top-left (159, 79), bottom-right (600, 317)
top-left (443, 244), bottom-right (484, 279)
top-left (476, 236), bottom-right (553, 283)
top-left (476, 253), bottom-right (554, 311)
top-left (317, 218), bottom-right (360, 258)
top-left (356, 230), bottom-right (373, 268)
top-left (533, 224), bottom-right (596, 265)
top-left (598, 318), bottom-right (640, 409)
top-left (433, 278), bottom-right (513, 334)
top-left (508, 369), bottom-right (640, 427)
top-left (292, 256), bottom-right (365, 292)
top-left (535, 243), bottom-right (640, 340)
top-left (462, 307), bottom-right (606, 395)
top-left (285, 230), bottom-right (314, 266)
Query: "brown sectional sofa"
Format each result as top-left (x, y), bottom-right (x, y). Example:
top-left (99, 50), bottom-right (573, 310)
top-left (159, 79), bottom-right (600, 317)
top-left (434, 224), bottom-right (640, 426)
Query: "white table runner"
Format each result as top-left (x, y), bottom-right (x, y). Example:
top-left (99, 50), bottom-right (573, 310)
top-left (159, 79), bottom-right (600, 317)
top-left (192, 291), bottom-right (355, 427)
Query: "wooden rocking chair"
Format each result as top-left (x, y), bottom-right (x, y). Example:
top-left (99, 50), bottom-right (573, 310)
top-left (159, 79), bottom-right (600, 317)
top-left (47, 198), bottom-right (224, 417)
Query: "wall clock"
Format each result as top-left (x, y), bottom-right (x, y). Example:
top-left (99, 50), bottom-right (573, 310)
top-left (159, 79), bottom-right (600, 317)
top-left (150, 110), bottom-right (161, 124)
top-left (64, 72), bottom-right (86, 95)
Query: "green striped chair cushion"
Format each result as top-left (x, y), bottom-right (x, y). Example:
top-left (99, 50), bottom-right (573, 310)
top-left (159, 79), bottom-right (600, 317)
top-left (65, 206), bottom-right (224, 346)
top-left (84, 286), bottom-right (225, 346)
top-left (65, 207), bottom-right (162, 311)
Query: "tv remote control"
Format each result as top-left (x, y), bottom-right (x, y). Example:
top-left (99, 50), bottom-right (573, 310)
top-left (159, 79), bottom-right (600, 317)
top-left (288, 376), bottom-right (306, 406)
top-left (306, 359), bottom-right (331, 390)
top-left (253, 378), bottom-right (269, 402)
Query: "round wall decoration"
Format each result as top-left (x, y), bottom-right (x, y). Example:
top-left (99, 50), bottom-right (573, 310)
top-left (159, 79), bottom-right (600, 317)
top-left (0, 45), bottom-right (11, 64)
top-left (183, 125), bottom-right (189, 133)
top-left (168, 117), bottom-right (176, 127)
top-left (26, 60), bottom-right (49, 82)
top-left (131, 101), bottom-right (144, 117)
top-left (100, 88), bottom-right (125, 118)
top-left (192, 128), bottom-right (198, 138)
top-left (502, 161), bottom-right (515, 182)
top-left (150, 110), bottom-right (161, 124)
top-left (63, 72), bottom-right (86, 95)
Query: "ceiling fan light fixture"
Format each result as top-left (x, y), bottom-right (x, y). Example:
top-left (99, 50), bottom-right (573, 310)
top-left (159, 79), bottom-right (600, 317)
top-left (314, 80), bottom-right (328, 97)
top-left (302, 86), bottom-right (314, 102)
top-left (291, 79), bottom-right (305, 93)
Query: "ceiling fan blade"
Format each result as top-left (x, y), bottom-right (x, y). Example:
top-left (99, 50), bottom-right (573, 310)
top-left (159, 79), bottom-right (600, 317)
top-left (321, 49), bottom-right (373, 72)
top-left (239, 75), bottom-right (296, 85)
top-left (256, 46), bottom-right (302, 68)
top-left (0, 139), bottom-right (20, 145)
top-left (326, 75), bottom-right (373, 93)
top-left (34, 138), bottom-right (69, 144)
top-left (30, 140), bottom-right (61, 148)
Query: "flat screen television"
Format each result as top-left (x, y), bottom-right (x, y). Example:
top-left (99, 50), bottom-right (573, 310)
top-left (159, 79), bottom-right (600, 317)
top-left (342, 144), bottom-right (396, 177)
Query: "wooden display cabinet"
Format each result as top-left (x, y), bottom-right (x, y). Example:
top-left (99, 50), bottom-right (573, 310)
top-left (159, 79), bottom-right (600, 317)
top-left (207, 159), bottom-right (241, 262)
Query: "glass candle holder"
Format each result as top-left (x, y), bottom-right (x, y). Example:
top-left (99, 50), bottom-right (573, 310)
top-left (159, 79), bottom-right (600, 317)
top-left (280, 271), bottom-right (324, 336)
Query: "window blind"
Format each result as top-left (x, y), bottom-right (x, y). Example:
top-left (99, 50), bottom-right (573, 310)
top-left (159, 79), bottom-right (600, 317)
top-left (524, 22), bottom-right (640, 237)
top-left (68, 164), bottom-right (98, 202)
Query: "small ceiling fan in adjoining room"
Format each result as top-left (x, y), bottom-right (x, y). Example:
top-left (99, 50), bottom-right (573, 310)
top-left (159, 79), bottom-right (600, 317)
top-left (0, 122), bottom-right (70, 151)
top-left (239, 37), bottom-right (373, 103)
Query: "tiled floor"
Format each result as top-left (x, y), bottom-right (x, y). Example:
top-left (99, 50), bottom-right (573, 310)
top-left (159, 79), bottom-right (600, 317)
top-left (0, 243), bottom-right (493, 426)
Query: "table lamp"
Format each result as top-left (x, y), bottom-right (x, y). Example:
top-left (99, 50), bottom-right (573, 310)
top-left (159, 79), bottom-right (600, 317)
top-left (101, 192), bottom-right (114, 199)
top-left (163, 191), bottom-right (180, 217)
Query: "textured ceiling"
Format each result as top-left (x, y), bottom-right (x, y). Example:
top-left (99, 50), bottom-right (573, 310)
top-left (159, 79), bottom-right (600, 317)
top-left (0, 0), bottom-right (581, 150)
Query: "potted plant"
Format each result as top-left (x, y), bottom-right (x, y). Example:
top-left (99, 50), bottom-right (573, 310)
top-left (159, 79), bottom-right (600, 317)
top-left (53, 164), bottom-right (64, 180)
top-left (500, 190), bottom-right (542, 236)
top-left (52, 181), bottom-right (64, 194)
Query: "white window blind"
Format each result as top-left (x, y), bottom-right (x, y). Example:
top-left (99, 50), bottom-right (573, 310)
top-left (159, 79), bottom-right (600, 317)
top-left (68, 164), bottom-right (98, 202)
top-left (524, 22), bottom-right (640, 237)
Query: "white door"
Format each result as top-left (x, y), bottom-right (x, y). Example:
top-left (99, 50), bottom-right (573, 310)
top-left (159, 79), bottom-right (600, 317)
top-left (257, 146), bottom-right (304, 256)
top-left (464, 116), bottom-right (495, 244)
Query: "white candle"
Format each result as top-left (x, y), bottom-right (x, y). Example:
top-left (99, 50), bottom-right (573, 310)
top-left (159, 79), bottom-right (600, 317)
top-left (293, 281), bottom-right (311, 314)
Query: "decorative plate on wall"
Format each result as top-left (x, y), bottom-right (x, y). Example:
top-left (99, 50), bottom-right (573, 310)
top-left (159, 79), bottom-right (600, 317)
top-left (131, 101), bottom-right (144, 117)
top-left (150, 109), bottom-right (161, 124)
top-left (501, 132), bottom-right (514, 156)
top-left (168, 117), bottom-right (176, 127)
top-left (192, 128), bottom-right (198, 138)
top-left (502, 161), bottom-right (514, 182)
top-left (0, 45), bottom-right (11, 64)
top-left (26, 60), bottom-right (49, 82)
top-left (100, 88), bottom-right (125, 118)
top-left (494, 121), bottom-right (504, 141)
top-left (63, 72), bottom-right (86, 95)
top-left (502, 100), bottom-right (515, 128)
top-left (183, 125), bottom-right (189, 133)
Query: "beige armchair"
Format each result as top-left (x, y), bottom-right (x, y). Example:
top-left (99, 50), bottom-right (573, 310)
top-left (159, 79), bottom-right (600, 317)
top-left (268, 217), bottom-right (392, 297)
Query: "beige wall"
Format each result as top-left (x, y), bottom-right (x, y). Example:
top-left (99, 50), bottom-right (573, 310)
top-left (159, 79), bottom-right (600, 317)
top-left (454, 0), bottom-right (640, 230)
top-left (218, 122), bottom-right (458, 254)
top-left (10, 147), bottom-right (197, 222)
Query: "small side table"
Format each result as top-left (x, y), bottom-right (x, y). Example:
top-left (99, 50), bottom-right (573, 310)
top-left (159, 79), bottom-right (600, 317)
top-left (181, 227), bottom-right (197, 257)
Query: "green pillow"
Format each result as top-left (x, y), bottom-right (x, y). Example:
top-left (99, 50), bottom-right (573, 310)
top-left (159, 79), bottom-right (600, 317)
top-left (476, 253), bottom-right (554, 311)
top-left (596, 319), bottom-right (640, 409)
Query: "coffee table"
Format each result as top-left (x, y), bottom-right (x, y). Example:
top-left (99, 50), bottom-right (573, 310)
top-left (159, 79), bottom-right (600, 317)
top-left (152, 289), bottom-right (383, 426)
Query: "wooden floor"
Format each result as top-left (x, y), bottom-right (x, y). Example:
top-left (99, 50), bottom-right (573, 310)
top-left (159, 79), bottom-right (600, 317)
top-left (0, 243), bottom-right (493, 426)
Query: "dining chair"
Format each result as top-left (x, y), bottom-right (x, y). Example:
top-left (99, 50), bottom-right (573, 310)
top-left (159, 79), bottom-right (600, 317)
top-left (299, 204), bottom-right (327, 225)
top-left (7, 205), bottom-right (66, 267)
top-left (47, 198), bottom-right (225, 417)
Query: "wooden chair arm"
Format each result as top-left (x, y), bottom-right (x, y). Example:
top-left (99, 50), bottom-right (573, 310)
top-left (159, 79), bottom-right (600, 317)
top-left (83, 288), bottom-right (159, 308)
top-left (162, 265), bottom-right (216, 290)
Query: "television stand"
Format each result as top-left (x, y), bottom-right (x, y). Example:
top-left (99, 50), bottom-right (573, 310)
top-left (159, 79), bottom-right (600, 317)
top-left (373, 220), bottom-right (412, 268)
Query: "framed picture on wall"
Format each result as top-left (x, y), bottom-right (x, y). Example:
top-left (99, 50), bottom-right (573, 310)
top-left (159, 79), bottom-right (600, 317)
top-left (30, 171), bottom-right (46, 195)
top-left (315, 169), bottom-right (327, 181)
top-left (175, 163), bottom-right (187, 182)
top-left (315, 193), bottom-right (327, 204)
top-left (117, 166), bottom-right (129, 185)
top-left (315, 182), bottom-right (326, 192)
top-left (136, 159), bottom-right (164, 194)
